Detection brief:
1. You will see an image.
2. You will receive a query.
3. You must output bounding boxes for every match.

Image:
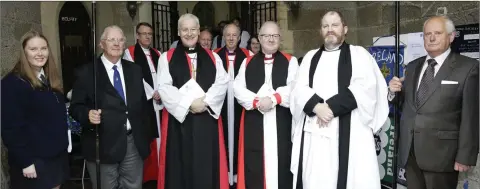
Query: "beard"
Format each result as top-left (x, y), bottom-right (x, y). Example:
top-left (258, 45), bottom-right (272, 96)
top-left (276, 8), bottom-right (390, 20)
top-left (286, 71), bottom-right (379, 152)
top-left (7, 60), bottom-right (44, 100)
top-left (323, 33), bottom-right (343, 50)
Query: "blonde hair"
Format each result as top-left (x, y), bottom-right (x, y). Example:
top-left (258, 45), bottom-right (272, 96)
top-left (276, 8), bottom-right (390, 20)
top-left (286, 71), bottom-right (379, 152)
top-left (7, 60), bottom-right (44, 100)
top-left (11, 30), bottom-right (63, 93)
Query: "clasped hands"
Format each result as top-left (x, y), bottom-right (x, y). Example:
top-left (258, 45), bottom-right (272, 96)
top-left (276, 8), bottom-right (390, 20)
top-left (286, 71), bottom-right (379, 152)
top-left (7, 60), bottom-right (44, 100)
top-left (190, 96), bottom-right (207, 114)
top-left (255, 96), bottom-right (274, 112)
top-left (314, 103), bottom-right (334, 127)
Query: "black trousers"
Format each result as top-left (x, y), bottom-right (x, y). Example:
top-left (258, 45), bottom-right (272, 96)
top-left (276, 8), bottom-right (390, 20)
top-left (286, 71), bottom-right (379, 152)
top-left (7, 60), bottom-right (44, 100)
top-left (406, 144), bottom-right (458, 189)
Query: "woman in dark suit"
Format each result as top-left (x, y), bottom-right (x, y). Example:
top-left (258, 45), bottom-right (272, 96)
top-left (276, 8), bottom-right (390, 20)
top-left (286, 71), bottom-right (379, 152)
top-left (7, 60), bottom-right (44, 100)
top-left (1, 30), bottom-right (69, 189)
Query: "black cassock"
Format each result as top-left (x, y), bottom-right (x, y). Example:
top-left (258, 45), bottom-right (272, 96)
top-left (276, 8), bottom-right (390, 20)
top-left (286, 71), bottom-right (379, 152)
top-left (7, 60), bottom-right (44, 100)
top-left (157, 43), bottom-right (229, 189)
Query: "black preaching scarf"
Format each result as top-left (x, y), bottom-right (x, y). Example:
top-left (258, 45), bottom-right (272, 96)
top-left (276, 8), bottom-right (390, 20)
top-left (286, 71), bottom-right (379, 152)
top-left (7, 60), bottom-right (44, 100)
top-left (169, 42), bottom-right (216, 91)
top-left (241, 51), bottom-right (293, 189)
top-left (296, 42), bottom-right (358, 189)
top-left (132, 43), bottom-right (161, 138)
top-left (133, 43), bottom-right (160, 87)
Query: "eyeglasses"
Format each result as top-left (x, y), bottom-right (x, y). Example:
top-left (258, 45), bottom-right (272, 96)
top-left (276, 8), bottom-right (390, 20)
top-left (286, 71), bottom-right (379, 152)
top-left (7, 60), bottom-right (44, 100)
top-left (180, 28), bottom-right (199, 35)
top-left (138, 32), bottom-right (153, 37)
top-left (103, 38), bottom-right (126, 44)
top-left (260, 34), bottom-right (280, 40)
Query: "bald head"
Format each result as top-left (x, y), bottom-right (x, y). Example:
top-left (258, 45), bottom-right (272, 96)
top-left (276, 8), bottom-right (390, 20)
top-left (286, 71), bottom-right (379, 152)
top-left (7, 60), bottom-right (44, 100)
top-left (258, 21), bottom-right (281, 54)
top-left (259, 21), bottom-right (280, 35)
top-left (199, 29), bottom-right (212, 49)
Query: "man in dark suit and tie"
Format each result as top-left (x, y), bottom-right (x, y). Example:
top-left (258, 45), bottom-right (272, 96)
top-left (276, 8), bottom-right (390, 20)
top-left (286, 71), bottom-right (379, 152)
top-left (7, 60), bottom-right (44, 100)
top-left (69, 25), bottom-right (152, 189)
top-left (388, 16), bottom-right (478, 189)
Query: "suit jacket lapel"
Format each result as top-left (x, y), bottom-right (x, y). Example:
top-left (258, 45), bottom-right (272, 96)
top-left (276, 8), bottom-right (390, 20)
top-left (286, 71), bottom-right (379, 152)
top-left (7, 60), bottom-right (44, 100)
top-left (122, 60), bottom-right (134, 109)
top-left (416, 52), bottom-right (457, 109)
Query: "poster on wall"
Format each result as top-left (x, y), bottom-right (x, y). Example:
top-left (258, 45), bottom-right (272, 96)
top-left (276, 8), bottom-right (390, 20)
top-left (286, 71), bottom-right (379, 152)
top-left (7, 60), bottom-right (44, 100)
top-left (405, 32), bottom-right (427, 64)
top-left (452, 23), bottom-right (479, 59)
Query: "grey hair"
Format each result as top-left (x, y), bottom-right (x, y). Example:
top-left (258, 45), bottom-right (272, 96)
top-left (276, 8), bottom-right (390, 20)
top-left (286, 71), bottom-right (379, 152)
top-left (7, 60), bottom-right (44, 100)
top-left (259, 21), bottom-right (280, 35)
top-left (178, 13), bottom-right (200, 29)
top-left (100, 25), bottom-right (125, 40)
top-left (423, 16), bottom-right (456, 34)
top-left (223, 23), bottom-right (241, 36)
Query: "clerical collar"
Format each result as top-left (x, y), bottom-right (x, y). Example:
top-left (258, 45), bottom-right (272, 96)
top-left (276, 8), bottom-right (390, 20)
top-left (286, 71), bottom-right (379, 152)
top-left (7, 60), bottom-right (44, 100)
top-left (228, 50), bottom-right (235, 55)
top-left (264, 54), bottom-right (273, 60)
top-left (185, 47), bottom-right (196, 54)
top-left (264, 54), bottom-right (274, 64)
top-left (324, 46), bottom-right (341, 52)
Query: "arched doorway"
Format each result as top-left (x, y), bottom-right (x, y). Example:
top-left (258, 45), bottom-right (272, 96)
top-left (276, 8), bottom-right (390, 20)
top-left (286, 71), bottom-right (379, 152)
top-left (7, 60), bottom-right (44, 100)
top-left (192, 2), bottom-right (215, 30)
top-left (58, 1), bottom-right (92, 97)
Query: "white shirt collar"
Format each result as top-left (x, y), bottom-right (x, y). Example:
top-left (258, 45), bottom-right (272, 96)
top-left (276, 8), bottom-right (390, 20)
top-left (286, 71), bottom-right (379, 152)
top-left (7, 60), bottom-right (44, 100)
top-left (426, 48), bottom-right (451, 66)
top-left (37, 68), bottom-right (45, 79)
top-left (324, 44), bottom-right (342, 52)
top-left (101, 54), bottom-right (122, 70)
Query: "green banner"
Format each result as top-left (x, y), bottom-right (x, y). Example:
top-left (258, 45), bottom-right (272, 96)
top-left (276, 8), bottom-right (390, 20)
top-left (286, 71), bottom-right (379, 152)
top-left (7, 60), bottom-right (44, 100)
top-left (375, 117), bottom-right (395, 184)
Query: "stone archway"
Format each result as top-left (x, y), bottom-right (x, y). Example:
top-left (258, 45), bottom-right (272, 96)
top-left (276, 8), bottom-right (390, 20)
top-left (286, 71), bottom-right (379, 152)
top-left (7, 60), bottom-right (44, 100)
top-left (192, 2), bottom-right (215, 29)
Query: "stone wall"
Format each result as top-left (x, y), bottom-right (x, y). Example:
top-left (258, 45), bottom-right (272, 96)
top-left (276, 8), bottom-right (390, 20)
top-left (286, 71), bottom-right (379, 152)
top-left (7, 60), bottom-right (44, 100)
top-left (286, 1), bottom-right (358, 58)
top-left (287, 1), bottom-right (479, 59)
top-left (1, 2), bottom-right (42, 187)
top-left (1, 1), bottom-right (42, 76)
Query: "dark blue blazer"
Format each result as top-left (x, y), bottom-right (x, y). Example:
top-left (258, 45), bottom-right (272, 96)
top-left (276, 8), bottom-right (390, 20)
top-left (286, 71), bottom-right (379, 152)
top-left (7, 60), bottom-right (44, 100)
top-left (1, 73), bottom-right (68, 168)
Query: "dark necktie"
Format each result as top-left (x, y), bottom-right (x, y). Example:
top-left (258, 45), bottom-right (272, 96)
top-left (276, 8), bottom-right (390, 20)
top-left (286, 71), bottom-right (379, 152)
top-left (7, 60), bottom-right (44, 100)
top-left (39, 74), bottom-right (49, 87)
top-left (112, 65), bottom-right (126, 102)
top-left (416, 59), bottom-right (437, 106)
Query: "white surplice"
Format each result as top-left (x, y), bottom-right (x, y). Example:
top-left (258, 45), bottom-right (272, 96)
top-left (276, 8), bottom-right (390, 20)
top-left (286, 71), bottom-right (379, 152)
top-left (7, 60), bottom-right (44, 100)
top-left (225, 50), bottom-right (254, 185)
top-left (290, 45), bottom-right (389, 189)
top-left (156, 51), bottom-right (229, 123)
top-left (234, 54), bottom-right (299, 189)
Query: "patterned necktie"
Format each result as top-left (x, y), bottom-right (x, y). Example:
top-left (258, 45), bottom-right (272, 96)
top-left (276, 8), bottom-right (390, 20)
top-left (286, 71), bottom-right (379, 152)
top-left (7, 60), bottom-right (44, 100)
top-left (112, 65), bottom-right (125, 102)
top-left (39, 74), bottom-right (48, 86)
top-left (416, 59), bottom-right (437, 106)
